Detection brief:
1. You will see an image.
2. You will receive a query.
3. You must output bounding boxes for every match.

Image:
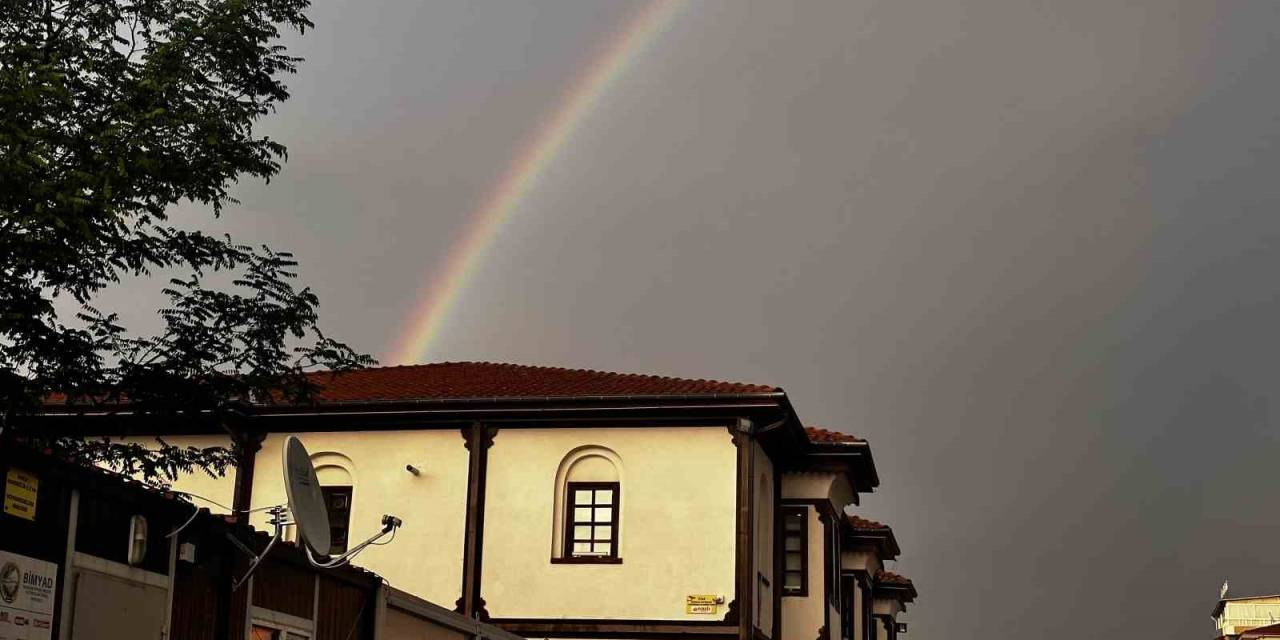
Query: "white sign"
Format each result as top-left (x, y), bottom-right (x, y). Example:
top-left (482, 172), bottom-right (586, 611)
top-left (0, 550), bottom-right (57, 640)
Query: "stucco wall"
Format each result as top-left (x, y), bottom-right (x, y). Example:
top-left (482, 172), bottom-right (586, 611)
top-left (841, 550), bottom-right (882, 576)
top-left (872, 598), bottom-right (902, 617)
top-left (112, 434), bottom-right (239, 509)
top-left (780, 505), bottom-right (825, 640)
top-left (116, 425), bottom-right (749, 623)
top-left (782, 472), bottom-right (853, 513)
top-left (842, 552), bottom-right (882, 640)
top-left (481, 426), bottom-right (737, 620)
top-left (250, 430), bottom-right (470, 607)
top-left (781, 471), bottom-right (860, 640)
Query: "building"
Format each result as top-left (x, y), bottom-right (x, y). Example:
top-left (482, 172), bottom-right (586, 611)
top-left (870, 572), bottom-right (915, 640)
top-left (1214, 594), bottom-right (1280, 639)
top-left (840, 516), bottom-right (914, 640)
top-left (1238, 624), bottom-right (1280, 640)
top-left (39, 361), bottom-right (920, 640)
top-left (0, 443), bottom-right (523, 640)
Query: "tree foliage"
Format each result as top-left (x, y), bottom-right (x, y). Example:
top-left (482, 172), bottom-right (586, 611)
top-left (1, 0), bottom-right (373, 484)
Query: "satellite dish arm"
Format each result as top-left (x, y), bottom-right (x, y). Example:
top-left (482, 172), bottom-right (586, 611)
top-left (281, 436), bottom-right (404, 570)
top-left (303, 514), bottom-right (399, 570)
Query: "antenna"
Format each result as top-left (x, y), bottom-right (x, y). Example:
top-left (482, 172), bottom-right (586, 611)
top-left (230, 436), bottom-right (403, 588)
top-left (282, 436), bottom-right (402, 570)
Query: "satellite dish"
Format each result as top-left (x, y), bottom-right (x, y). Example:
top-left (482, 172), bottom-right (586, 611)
top-left (283, 436), bottom-right (331, 556)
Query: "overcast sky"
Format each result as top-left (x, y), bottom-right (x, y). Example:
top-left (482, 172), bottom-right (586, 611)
top-left (98, 1), bottom-right (1280, 637)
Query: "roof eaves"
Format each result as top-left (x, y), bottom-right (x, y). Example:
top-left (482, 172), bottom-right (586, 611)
top-left (846, 522), bottom-right (901, 560)
top-left (254, 390), bottom-right (788, 409)
top-left (874, 573), bottom-right (918, 603)
top-left (806, 439), bottom-right (880, 493)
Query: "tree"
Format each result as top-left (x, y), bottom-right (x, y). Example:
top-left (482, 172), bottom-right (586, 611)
top-left (0, 0), bottom-right (373, 484)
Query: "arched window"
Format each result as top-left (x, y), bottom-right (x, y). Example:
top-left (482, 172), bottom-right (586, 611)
top-left (311, 452), bottom-right (355, 555)
top-left (552, 446), bottom-right (622, 563)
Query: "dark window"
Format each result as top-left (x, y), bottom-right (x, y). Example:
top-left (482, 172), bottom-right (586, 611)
top-left (321, 485), bottom-right (352, 555)
top-left (861, 577), bottom-right (874, 640)
top-left (563, 481), bottom-right (619, 560)
top-left (827, 517), bottom-right (840, 606)
top-left (782, 507), bottom-right (808, 596)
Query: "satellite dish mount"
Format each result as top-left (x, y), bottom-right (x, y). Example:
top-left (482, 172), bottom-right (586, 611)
top-left (231, 435), bottom-right (402, 589)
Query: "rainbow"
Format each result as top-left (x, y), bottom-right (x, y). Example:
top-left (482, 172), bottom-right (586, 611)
top-left (388, 0), bottom-right (687, 364)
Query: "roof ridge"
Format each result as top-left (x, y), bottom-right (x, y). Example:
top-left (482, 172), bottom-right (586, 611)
top-left (300, 362), bottom-right (779, 403)
top-left (313, 361), bottom-right (775, 388)
top-left (347, 361), bottom-right (761, 382)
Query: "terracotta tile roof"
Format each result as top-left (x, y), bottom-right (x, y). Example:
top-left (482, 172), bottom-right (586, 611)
top-left (848, 515), bottom-right (891, 532)
top-left (875, 570), bottom-right (918, 602)
top-left (876, 571), bottom-right (913, 586)
top-left (805, 426), bottom-right (865, 444)
top-left (846, 514), bottom-right (901, 559)
top-left (304, 362), bottom-right (779, 403)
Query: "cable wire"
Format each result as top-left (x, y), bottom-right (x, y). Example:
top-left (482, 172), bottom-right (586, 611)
top-left (165, 491), bottom-right (285, 539)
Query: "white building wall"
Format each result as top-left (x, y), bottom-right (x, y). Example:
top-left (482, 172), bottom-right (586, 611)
top-left (481, 426), bottom-right (737, 620)
top-left (251, 430), bottom-right (470, 607)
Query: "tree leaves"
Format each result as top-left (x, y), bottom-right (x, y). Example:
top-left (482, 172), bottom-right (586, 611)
top-left (1, 0), bottom-right (372, 486)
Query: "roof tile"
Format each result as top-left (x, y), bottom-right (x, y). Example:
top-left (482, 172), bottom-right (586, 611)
top-left (876, 570), bottom-right (913, 587)
top-left (805, 426), bottom-right (865, 444)
top-left (874, 570), bottom-right (918, 602)
top-left (848, 514), bottom-right (891, 532)
top-left (306, 362), bottom-right (778, 403)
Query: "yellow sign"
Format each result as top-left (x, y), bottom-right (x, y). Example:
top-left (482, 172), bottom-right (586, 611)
top-left (4, 468), bottom-right (38, 521)
top-left (685, 595), bottom-right (719, 615)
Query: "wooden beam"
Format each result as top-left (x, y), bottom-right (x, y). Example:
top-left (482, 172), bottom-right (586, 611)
top-left (732, 418), bottom-right (756, 640)
top-left (491, 617), bottom-right (737, 639)
top-left (456, 422), bottom-right (496, 620)
top-left (230, 427), bottom-right (266, 520)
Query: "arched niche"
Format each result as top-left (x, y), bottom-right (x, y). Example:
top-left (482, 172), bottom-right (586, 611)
top-left (310, 451), bottom-right (355, 486)
top-left (550, 445), bottom-right (623, 558)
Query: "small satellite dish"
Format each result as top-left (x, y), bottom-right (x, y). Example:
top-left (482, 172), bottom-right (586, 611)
top-left (226, 435), bottom-right (400, 588)
top-left (283, 436), bottom-right (331, 556)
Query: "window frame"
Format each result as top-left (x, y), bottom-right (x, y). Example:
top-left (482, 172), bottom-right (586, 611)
top-left (251, 622), bottom-right (310, 640)
top-left (556, 481), bottom-right (621, 564)
top-left (250, 607), bottom-right (313, 640)
top-left (781, 506), bottom-right (808, 597)
top-left (320, 485), bottom-right (353, 555)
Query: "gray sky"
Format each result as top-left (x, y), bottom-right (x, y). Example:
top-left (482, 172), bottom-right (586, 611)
top-left (100, 1), bottom-right (1280, 637)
